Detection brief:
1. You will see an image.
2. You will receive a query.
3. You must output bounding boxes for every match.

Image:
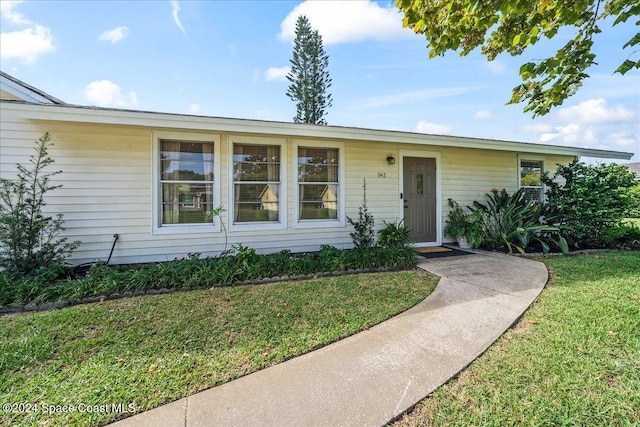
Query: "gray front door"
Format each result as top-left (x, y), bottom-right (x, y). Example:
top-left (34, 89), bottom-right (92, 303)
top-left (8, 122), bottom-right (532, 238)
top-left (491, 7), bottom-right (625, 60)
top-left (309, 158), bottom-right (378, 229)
top-left (403, 157), bottom-right (437, 243)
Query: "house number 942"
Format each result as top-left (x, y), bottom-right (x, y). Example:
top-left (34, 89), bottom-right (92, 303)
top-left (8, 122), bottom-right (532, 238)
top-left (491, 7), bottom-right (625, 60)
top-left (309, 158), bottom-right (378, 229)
top-left (377, 172), bottom-right (386, 178)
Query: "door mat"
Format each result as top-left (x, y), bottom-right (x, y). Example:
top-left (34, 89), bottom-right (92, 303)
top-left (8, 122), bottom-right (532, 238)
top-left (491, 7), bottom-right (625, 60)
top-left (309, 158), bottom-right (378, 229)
top-left (415, 247), bottom-right (451, 254)
top-left (416, 247), bottom-right (474, 258)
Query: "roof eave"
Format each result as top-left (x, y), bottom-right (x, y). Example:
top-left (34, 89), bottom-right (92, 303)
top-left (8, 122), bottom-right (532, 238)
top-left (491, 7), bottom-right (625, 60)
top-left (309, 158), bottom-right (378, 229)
top-left (0, 71), bottom-right (65, 105)
top-left (1, 101), bottom-right (634, 160)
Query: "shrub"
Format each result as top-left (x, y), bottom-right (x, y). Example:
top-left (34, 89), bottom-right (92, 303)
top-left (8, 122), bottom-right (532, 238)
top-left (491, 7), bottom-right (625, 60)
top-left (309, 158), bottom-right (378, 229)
top-left (469, 188), bottom-right (567, 254)
top-left (627, 183), bottom-right (640, 218)
top-left (0, 245), bottom-right (418, 307)
top-left (542, 160), bottom-right (637, 248)
top-left (0, 133), bottom-right (79, 276)
top-left (377, 219), bottom-right (412, 248)
top-left (444, 199), bottom-right (483, 248)
top-left (347, 178), bottom-right (376, 249)
top-left (444, 199), bottom-right (468, 239)
top-left (604, 221), bottom-right (640, 249)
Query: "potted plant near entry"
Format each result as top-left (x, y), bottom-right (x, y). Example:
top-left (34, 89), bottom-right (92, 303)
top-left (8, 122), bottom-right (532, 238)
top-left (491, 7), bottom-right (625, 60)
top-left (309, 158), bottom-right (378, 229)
top-left (444, 199), bottom-right (482, 249)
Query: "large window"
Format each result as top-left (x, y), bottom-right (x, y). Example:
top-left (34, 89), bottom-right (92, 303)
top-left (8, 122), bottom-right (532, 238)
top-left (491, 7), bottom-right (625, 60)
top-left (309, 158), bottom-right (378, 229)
top-left (160, 140), bottom-right (214, 225)
top-left (298, 147), bottom-right (339, 220)
top-left (520, 159), bottom-right (544, 202)
top-left (233, 144), bottom-right (281, 223)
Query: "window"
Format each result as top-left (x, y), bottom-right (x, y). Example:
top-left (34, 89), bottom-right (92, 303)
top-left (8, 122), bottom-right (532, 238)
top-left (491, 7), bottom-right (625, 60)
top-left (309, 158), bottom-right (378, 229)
top-left (233, 144), bottom-right (281, 223)
top-left (160, 140), bottom-right (215, 225)
top-left (520, 159), bottom-right (544, 202)
top-left (298, 147), bottom-right (339, 220)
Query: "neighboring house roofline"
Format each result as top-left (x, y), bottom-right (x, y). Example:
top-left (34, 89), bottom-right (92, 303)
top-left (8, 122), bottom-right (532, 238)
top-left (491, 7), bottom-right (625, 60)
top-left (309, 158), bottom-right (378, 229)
top-left (623, 162), bottom-right (640, 179)
top-left (0, 71), bottom-right (65, 105)
top-left (0, 98), bottom-right (634, 161)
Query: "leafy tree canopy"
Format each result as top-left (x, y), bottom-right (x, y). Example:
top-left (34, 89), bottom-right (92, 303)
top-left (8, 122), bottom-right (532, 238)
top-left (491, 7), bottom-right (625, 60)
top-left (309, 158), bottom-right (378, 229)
top-left (396, 0), bottom-right (639, 116)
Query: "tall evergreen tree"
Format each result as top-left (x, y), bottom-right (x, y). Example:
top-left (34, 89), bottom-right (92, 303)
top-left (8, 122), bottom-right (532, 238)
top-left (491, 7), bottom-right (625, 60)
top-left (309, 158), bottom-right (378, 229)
top-left (286, 15), bottom-right (332, 125)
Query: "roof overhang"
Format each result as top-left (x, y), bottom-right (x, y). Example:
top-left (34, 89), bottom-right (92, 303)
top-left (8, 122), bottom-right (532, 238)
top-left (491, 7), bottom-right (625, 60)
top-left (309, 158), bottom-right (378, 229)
top-left (0, 72), bottom-right (65, 105)
top-left (1, 101), bottom-right (634, 160)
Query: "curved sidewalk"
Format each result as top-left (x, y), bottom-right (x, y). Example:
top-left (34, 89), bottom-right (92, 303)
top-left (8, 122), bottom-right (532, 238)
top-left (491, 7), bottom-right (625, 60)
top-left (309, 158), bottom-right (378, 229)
top-left (111, 250), bottom-right (548, 427)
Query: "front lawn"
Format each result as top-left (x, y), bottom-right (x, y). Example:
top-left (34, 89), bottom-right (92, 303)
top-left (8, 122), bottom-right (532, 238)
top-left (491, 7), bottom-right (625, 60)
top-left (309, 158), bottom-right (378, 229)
top-left (394, 251), bottom-right (640, 426)
top-left (0, 271), bottom-right (437, 427)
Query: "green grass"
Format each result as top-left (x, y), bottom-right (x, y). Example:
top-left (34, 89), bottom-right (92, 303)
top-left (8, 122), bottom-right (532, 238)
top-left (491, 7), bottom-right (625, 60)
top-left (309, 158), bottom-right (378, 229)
top-left (394, 251), bottom-right (640, 426)
top-left (0, 271), bottom-right (437, 427)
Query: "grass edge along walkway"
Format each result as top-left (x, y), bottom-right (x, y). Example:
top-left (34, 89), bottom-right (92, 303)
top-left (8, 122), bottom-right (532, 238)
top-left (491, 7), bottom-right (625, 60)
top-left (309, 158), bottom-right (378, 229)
top-left (393, 251), bottom-right (640, 427)
top-left (0, 270), bottom-right (438, 427)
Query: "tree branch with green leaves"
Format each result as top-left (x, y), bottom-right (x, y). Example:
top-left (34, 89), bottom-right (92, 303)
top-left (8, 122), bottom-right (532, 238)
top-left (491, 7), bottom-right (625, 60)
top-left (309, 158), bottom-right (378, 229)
top-left (396, 0), bottom-right (639, 117)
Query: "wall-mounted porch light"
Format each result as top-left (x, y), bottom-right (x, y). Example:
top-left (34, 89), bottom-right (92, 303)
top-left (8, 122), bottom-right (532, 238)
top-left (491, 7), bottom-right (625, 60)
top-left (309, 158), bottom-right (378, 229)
top-left (386, 156), bottom-right (396, 165)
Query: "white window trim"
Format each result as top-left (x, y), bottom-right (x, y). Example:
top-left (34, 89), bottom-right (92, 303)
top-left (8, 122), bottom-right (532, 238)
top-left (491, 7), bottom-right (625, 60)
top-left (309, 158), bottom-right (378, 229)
top-left (293, 139), bottom-right (346, 229)
top-left (518, 155), bottom-right (546, 202)
top-left (228, 135), bottom-right (287, 232)
top-left (151, 131), bottom-right (221, 235)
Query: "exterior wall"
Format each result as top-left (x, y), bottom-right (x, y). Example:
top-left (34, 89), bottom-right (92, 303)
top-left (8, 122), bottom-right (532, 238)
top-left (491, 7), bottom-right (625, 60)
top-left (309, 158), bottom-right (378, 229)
top-left (0, 89), bottom-right (22, 101)
top-left (0, 106), bottom-right (575, 264)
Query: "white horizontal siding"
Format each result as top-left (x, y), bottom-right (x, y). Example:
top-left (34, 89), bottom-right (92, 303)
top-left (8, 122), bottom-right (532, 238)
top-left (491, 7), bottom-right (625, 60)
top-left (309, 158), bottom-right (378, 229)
top-left (345, 141), bottom-right (400, 229)
top-left (441, 148), bottom-right (518, 208)
top-left (1, 89), bottom-right (22, 101)
top-left (0, 109), bottom-right (576, 265)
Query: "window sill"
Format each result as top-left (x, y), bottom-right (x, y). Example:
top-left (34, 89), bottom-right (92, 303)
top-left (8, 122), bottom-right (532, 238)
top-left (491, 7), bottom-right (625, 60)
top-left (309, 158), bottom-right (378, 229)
top-left (293, 219), bottom-right (346, 229)
top-left (152, 224), bottom-right (220, 235)
top-left (228, 221), bottom-right (287, 232)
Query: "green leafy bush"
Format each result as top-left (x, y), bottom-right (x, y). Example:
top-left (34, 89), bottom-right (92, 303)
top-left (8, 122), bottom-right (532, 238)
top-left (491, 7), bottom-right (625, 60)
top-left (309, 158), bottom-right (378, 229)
top-left (444, 199), bottom-right (483, 248)
top-left (542, 160), bottom-right (637, 248)
top-left (603, 221), bottom-right (640, 249)
top-left (627, 183), bottom-right (640, 218)
top-left (347, 178), bottom-right (376, 249)
top-left (377, 219), bottom-right (412, 248)
top-left (469, 188), bottom-right (567, 254)
top-left (0, 245), bottom-right (418, 307)
top-left (0, 133), bottom-right (79, 276)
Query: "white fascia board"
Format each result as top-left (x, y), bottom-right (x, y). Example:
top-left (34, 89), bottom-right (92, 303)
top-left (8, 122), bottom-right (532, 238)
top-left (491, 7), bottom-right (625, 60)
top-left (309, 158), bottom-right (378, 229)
top-left (0, 77), bottom-right (62, 104)
top-left (4, 102), bottom-right (635, 160)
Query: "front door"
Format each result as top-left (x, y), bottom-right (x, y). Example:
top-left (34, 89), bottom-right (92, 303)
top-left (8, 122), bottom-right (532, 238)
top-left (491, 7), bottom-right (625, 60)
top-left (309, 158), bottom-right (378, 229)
top-left (403, 157), bottom-right (437, 243)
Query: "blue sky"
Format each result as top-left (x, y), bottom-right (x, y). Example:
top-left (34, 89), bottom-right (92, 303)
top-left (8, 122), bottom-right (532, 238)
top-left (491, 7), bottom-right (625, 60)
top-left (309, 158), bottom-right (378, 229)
top-left (1, 0), bottom-right (638, 162)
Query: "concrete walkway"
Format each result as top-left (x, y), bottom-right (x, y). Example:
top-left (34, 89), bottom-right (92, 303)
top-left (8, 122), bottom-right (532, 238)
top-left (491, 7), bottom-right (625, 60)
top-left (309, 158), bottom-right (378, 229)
top-left (111, 250), bottom-right (548, 427)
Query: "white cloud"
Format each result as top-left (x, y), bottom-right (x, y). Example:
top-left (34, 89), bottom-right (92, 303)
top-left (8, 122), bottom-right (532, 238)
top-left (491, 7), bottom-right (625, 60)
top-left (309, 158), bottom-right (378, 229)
top-left (416, 121), bottom-right (452, 135)
top-left (84, 80), bottom-right (139, 107)
top-left (608, 130), bottom-right (638, 147)
top-left (265, 66), bottom-right (291, 82)
top-left (0, 25), bottom-right (55, 64)
top-left (171, 0), bottom-right (187, 36)
top-left (99, 26), bottom-right (130, 43)
top-left (522, 123), bottom-right (554, 133)
top-left (557, 98), bottom-right (634, 124)
top-left (474, 109), bottom-right (497, 120)
top-left (485, 60), bottom-right (506, 74)
top-left (538, 133), bottom-right (557, 143)
top-left (188, 103), bottom-right (200, 113)
top-left (279, 0), bottom-right (411, 45)
top-left (539, 123), bottom-right (598, 146)
top-left (0, 2), bottom-right (55, 64)
top-left (531, 98), bottom-right (639, 155)
top-left (522, 97), bottom-right (639, 156)
top-left (362, 86), bottom-right (480, 108)
top-left (0, 0), bottom-right (31, 25)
